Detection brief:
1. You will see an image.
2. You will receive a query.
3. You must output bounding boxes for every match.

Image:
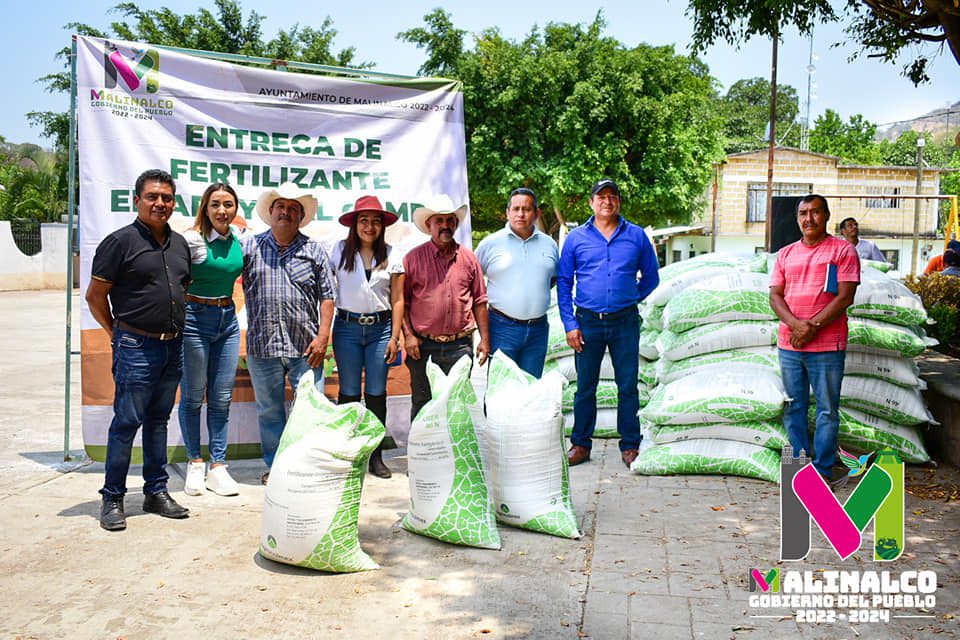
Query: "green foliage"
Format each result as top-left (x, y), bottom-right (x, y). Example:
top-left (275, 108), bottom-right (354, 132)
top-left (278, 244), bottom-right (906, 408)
top-left (720, 77), bottom-right (800, 153)
top-left (400, 12), bottom-right (725, 232)
top-left (809, 109), bottom-right (881, 164)
top-left (31, 0), bottom-right (363, 152)
top-left (397, 9), bottom-right (465, 76)
top-left (904, 274), bottom-right (960, 346)
top-left (0, 145), bottom-right (67, 222)
top-left (685, 0), bottom-right (959, 86)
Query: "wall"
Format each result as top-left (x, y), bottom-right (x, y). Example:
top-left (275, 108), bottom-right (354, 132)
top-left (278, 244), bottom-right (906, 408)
top-left (0, 222), bottom-right (69, 291)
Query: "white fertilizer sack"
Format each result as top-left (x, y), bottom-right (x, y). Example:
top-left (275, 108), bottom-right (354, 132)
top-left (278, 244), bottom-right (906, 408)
top-left (650, 420), bottom-right (789, 451)
top-left (656, 321), bottom-right (779, 362)
top-left (662, 272), bottom-right (775, 332)
top-left (631, 439), bottom-right (780, 483)
top-left (840, 374), bottom-right (934, 426)
top-left (260, 371), bottom-right (385, 573)
top-left (656, 347), bottom-right (778, 385)
top-left (485, 352), bottom-right (580, 538)
top-left (848, 268), bottom-right (928, 327)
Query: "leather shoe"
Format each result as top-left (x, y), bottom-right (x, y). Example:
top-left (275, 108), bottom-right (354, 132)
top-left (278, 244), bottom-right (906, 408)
top-left (100, 496), bottom-right (126, 531)
top-left (621, 449), bottom-right (639, 468)
top-left (567, 445), bottom-right (591, 466)
top-left (142, 491), bottom-right (189, 519)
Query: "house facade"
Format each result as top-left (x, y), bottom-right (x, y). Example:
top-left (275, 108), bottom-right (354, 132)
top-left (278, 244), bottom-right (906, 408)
top-left (661, 148), bottom-right (949, 276)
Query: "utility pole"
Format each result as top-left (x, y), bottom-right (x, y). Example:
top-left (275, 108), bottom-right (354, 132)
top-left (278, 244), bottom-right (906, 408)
top-left (764, 22), bottom-right (779, 252)
top-left (911, 136), bottom-right (925, 277)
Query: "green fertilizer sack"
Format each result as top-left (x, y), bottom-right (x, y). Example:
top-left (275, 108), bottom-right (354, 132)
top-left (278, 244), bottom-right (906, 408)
top-left (402, 356), bottom-right (500, 549)
top-left (808, 406), bottom-right (930, 464)
top-left (630, 439), bottom-right (781, 483)
top-left (640, 367), bottom-right (787, 425)
top-left (657, 320), bottom-right (779, 362)
top-left (848, 268), bottom-right (928, 327)
top-left (562, 409), bottom-right (621, 439)
top-left (543, 353), bottom-right (615, 382)
top-left (561, 379), bottom-right (620, 411)
top-left (639, 329), bottom-right (661, 360)
top-left (839, 374), bottom-right (934, 426)
top-left (260, 371), bottom-right (384, 573)
top-left (663, 272), bottom-right (776, 332)
top-left (656, 346), bottom-right (778, 385)
top-left (842, 350), bottom-right (921, 388)
top-left (647, 265), bottom-right (742, 307)
top-left (485, 352), bottom-right (580, 539)
top-left (650, 419), bottom-right (789, 451)
top-left (847, 318), bottom-right (936, 358)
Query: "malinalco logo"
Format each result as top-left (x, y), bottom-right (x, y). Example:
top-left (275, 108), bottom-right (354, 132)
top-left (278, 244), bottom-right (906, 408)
top-left (780, 447), bottom-right (904, 562)
top-left (749, 568), bottom-right (780, 593)
top-left (104, 42), bottom-right (160, 93)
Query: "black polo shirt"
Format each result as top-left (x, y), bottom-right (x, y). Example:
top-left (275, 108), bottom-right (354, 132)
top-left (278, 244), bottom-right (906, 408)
top-left (91, 218), bottom-right (191, 334)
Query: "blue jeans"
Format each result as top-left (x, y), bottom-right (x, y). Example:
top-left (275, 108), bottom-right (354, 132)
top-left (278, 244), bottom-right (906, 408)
top-left (178, 302), bottom-right (240, 463)
top-left (779, 348), bottom-right (846, 477)
top-left (101, 329), bottom-right (183, 499)
top-left (572, 307), bottom-right (641, 452)
top-left (489, 311), bottom-right (549, 378)
top-left (405, 336), bottom-right (473, 422)
top-left (333, 317), bottom-right (391, 396)
top-left (246, 355), bottom-right (324, 468)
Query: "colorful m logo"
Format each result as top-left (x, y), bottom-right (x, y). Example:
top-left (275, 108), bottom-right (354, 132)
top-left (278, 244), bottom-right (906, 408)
top-left (780, 448), bottom-right (904, 562)
top-left (104, 43), bottom-right (160, 94)
top-left (749, 568), bottom-right (780, 593)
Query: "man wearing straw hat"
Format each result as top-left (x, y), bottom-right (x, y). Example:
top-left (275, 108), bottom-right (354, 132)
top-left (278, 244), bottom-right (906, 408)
top-left (402, 195), bottom-right (489, 421)
top-left (241, 182), bottom-right (335, 482)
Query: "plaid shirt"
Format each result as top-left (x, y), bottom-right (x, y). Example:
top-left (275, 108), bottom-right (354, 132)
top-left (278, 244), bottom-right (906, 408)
top-left (241, 230), bottom-right (334, 358)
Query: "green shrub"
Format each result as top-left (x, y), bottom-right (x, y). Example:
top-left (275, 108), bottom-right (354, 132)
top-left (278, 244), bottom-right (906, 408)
top-left (904, 274), bottom-right (960, 345)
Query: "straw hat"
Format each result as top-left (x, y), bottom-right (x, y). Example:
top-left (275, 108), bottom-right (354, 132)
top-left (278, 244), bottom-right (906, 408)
top-left (255, 183), bottom-right (318, 228)
top-left (411, 195), bottom-right (468, 235)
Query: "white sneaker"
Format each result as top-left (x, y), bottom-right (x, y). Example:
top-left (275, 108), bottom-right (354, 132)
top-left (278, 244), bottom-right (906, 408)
top-left (184, 461), bottom-right (206, 496)
top-left (205, 465), bottom-right (240, 496)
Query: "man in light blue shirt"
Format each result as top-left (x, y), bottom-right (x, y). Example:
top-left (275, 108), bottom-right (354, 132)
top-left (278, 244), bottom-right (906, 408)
top-left (557, 179), bottom-right (660, 468)
top-left (839, 217), bottom-right (886, 262)
top-left (476, 187), bottom-right (559, 377)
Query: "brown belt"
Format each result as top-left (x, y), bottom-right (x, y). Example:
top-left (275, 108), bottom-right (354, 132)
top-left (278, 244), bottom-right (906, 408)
top-left (417, 329), bottom-right (474, 344)
top-left (115, 320), bottom-right (180, 341)
top-left (186, 294), bottom-right (233, 307)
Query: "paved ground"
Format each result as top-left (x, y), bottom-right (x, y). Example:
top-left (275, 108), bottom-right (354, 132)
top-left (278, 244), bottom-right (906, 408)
top-left (1, 290), bottom-right (958, 640)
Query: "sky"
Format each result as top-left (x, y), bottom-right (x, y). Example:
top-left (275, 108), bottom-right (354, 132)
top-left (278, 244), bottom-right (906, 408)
top-left (3, 0), bottom-right (958, 148)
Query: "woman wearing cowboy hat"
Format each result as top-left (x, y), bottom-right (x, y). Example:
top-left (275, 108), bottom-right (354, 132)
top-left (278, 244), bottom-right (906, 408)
top-left (330, 195), bottom-right (404, 478)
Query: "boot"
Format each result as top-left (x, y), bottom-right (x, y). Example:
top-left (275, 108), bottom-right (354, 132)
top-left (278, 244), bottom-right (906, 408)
top-left (338, 392), bottom-right (362, 406)
top-left (364, 394), bottom-right (392, 478)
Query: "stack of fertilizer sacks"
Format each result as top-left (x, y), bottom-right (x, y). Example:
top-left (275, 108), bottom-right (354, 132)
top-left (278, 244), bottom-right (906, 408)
top-left (543, 301), bottom-right (653, 439)
top-left (827, 263), bottom-right (936, 463)
top-left (631, 254), bottom-right (788, 483)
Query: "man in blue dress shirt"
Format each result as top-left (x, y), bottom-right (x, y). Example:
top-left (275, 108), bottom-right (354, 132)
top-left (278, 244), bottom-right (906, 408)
top-left (475, 187), bottom-right (559, 377)
top-left (557, 179), bottom-right (660, 468)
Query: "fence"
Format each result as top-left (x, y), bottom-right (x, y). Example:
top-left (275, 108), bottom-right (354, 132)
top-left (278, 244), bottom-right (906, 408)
top-left (9, 218), bottom-right (42, 256)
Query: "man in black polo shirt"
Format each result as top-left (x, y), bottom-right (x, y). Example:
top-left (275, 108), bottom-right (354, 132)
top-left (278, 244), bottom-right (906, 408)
top-left (85, 169), bottom-right (192, 531)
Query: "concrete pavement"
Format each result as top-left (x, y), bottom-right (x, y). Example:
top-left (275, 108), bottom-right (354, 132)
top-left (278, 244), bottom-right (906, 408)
top-left (1, 290), bottom-right (958, 639)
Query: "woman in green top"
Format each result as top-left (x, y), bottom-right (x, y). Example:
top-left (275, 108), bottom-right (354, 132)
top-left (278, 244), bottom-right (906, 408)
top-left (179, 183), bottom-right (244, 497)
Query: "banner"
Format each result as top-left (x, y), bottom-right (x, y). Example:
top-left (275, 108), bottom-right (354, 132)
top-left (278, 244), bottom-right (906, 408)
top-left (77, 36), bottom-right (470, 462)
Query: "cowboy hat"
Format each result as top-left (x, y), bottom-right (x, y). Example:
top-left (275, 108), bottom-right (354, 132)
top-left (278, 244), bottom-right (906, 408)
top-left (255, 183), bottom-right (318, 228)
top-left (338, 195), bottom-right (399, 227)
top-left (411, 195), bottom-right (468, 235)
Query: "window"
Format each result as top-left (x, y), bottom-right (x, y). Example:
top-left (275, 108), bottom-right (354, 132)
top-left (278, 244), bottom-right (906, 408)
top-left (866, 187), bottom-right (901, 209)
top-left (881, 249), bottom-right (899, 270)
top-left (746, 183), bottom-right (813, 222)
top-left (672, 250), bottom-right (682, 263)
top-left (688, 250), bottom-right (696, 259)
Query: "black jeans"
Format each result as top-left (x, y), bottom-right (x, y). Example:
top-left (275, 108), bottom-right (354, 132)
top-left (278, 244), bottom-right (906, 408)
top-left (405, 336), bottom-right (473, 422)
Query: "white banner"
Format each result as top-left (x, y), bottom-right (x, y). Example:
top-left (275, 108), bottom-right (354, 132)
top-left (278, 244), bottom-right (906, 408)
top-left (77, 36), bottom-right (469, 461)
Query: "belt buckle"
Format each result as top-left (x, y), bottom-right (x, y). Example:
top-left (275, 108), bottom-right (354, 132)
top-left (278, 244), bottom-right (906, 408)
top-left (434, 334), bottom-right (453, 343)
top-left (358, 314), bottom-right (375, 326)
top-left (159, 332), bottom-right (176, 341)
top-left (597, 311), bottom-right (608, 320)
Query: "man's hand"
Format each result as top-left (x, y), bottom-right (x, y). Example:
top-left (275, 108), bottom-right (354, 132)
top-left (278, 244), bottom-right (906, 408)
top-left (566, 329), bottom-right (584, 353)
top-left (476, 336), bottom-right (490, 366)
top-left (304, 335), bottom-right (328, 369)
top-left (789, 320), bottom-right (818, 349)
top-left (405, 333), bottom-right (421, 360)
top-left (384, 336), bottom-right (399, 364)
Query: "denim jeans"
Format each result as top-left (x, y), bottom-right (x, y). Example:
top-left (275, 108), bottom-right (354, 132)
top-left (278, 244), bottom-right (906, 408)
top-left (572, 307), bottom-right (641, 452)
top-left (332, 317), bottom-right (391, 396)
top-left (405, 335), bottom-right (473, 422)
top-left (246, 355), bottom-right (324, 467)
top-left (488, 312), bottom-right (549, 378)
top-left (100, 329), bottom-right (183, 499)
top-left (178, 302), bottom-right (240, 463)
top-left (779, 348), bottom-right (846, 477)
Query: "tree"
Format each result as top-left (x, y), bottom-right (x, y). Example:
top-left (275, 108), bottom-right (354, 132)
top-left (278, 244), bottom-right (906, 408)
top-left (0, 146), bottom-right (67, 222)
top-left (397, 8), bottom-right (465, 76)
top-left (398, 12), bottom-right (726, 232)
top-left (686, 0), bottom-right (960, 85)
top-left (809, 109), bottom-right (882, 164)
top-left (720, 77), bottom-right (800, 153)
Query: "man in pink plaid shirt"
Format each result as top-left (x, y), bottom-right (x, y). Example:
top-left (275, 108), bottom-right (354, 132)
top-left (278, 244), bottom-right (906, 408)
top-left (770, 194), bottom-right (860, 480)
